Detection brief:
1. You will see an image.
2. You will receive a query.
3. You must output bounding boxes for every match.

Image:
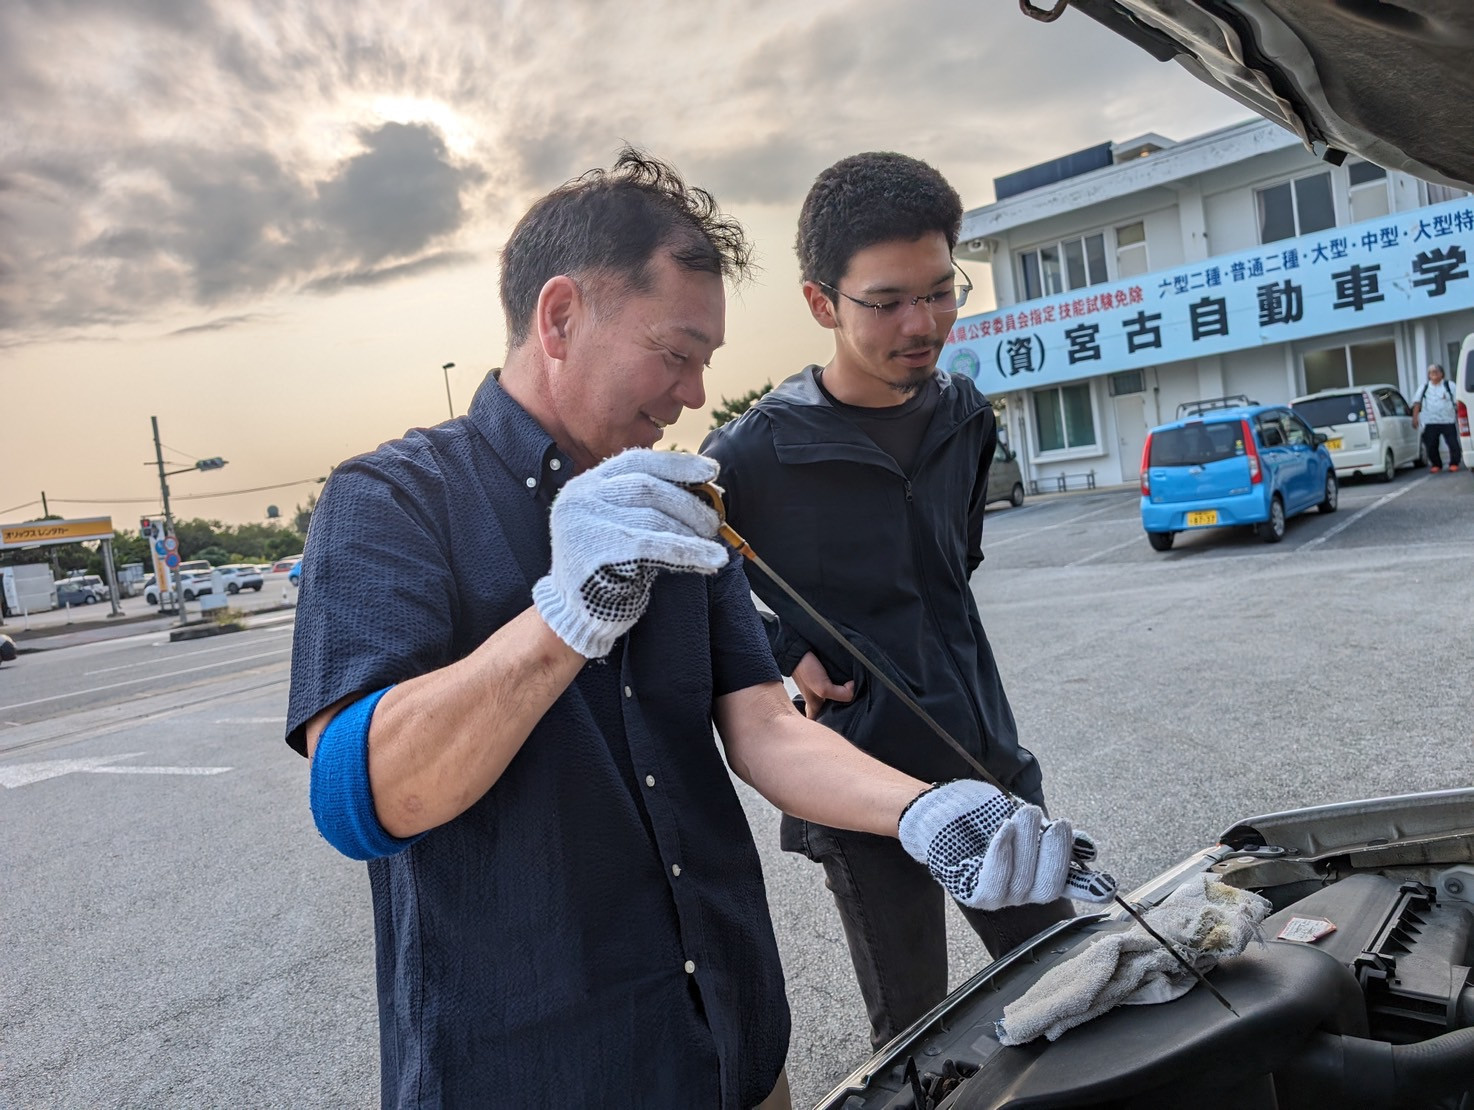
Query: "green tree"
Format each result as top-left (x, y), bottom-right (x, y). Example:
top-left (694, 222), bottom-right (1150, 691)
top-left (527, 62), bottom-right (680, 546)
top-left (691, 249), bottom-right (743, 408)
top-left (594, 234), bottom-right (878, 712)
top-left (293, 492), bottom-right (317, 538)
top-left (194, 545), bottom-right (231, 566)
top-left (708, 381), bottom-right (773, 430)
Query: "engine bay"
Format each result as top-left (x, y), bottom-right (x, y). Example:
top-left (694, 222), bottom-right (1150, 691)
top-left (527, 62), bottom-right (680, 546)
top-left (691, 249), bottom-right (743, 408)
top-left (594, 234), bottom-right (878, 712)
top-left (817, 791), bottom-right (1474, 1110)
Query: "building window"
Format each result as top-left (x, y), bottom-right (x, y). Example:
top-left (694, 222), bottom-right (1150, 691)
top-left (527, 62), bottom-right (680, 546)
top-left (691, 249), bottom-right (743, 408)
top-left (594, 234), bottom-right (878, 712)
top-left (1256, 171), bottom-right (1335, 244)
top-left (1033, 383), bottom-right (1097, 452)
top-left (1108, 369), bottom-right (1145, 396)
top-left (1115, 221), bottom-right (1148, 278)
top-left (1018, 232), bottom-right (1107, 300)
top-left (1302, 338), bottom-right (1398, 393)
top-left (1347, 161), bottom-right (1390, 224)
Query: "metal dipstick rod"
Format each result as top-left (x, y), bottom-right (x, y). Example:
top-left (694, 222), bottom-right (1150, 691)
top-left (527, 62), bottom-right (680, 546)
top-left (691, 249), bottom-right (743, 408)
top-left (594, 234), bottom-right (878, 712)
top-left (690, 482), bottom-right (1240, 1018)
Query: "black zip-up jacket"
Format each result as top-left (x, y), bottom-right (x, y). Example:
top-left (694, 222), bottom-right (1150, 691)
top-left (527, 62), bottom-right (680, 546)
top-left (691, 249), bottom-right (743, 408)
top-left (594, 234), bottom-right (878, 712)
top-left (701, 366), bottom-right (1044, 804)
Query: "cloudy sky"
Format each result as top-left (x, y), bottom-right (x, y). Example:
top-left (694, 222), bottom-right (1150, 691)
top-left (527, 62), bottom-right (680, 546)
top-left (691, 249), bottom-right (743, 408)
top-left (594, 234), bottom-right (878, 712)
top-left (0, 0), bottom-right (1249, 529)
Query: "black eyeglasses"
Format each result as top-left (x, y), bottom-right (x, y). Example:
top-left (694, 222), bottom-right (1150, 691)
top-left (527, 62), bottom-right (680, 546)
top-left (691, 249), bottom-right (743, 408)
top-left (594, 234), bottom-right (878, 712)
top-left (818, 262), bottom-right (973, 318)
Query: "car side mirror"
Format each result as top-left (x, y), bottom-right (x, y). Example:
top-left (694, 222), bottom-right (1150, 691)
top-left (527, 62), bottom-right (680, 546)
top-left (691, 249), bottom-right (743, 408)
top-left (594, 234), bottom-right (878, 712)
top-left (1314, 432), bottom-right (1328, 446)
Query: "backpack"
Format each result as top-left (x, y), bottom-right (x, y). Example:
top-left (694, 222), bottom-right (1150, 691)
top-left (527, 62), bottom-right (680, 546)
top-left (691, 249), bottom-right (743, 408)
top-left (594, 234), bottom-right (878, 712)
top-left (1416, 381), bottom-right (1453, 406)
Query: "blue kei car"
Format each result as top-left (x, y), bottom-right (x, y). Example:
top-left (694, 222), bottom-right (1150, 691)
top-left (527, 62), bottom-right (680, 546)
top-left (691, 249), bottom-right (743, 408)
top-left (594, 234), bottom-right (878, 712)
top-left (1140, 396), bottom-right (1338, 551)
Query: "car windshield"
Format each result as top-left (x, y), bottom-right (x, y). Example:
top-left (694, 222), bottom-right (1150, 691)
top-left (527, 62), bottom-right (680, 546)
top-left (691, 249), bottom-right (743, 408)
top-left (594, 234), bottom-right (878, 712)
top-left (1149, 422), bottom-right (1245, 467)
top-left (1292, 394), bottom-right (1368, 428)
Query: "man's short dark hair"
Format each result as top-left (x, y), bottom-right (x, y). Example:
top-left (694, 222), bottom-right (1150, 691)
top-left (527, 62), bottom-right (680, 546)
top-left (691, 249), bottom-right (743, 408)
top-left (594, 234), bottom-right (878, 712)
top-left (796, 152), bottom-right (962, 291)
top-left (500, 147), bottom-right (752, 346)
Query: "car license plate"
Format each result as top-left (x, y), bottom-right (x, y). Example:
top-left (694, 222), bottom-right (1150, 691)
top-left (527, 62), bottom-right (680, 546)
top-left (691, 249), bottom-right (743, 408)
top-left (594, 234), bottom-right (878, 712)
top-left (1187, 510), bottom-right (1218, 526)
top-left (1326, 438), bottom-right (1342, 450)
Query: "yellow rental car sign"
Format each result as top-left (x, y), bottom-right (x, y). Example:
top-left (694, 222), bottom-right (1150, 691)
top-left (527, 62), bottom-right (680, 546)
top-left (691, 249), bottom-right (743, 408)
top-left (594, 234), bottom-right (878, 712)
top-left (0, 516), bottom-right (115, 549)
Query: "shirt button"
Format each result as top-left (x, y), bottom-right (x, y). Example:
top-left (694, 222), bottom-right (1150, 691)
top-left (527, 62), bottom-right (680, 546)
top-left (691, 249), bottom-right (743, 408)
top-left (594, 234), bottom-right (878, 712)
top-left (671, 864), bottom-right (682, 877)
top-left (684, 960), bottom-right (696, 974)
top-left (624, 685), bottom-right (633, 698)
top-left (524, 476), bottom-right (536, 489)
top-left (549, 458), bottom-right (562, 471)
top-left (645, 774), bottom-right (655, 788)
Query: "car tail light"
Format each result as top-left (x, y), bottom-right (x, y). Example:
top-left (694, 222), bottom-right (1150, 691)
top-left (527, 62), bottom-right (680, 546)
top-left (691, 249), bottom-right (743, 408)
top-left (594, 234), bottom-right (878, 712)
top-left (1459, 400), bottom-right (1470, 438)
top-left (1242, 419), bottom-right (1262, 484)
top-left (1140, 434), bottom-right (1153, 496)
top-left (1365, 391), bottom-right (1380, 440)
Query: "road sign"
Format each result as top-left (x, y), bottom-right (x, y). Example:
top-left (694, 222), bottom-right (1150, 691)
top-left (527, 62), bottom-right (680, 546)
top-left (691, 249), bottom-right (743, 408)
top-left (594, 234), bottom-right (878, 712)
top-left (165, 553), bottom-right (179, 568)
top-left (154, 541), bottom-right (166, 556)
top-left (164, 536), bottom-right (178, 553)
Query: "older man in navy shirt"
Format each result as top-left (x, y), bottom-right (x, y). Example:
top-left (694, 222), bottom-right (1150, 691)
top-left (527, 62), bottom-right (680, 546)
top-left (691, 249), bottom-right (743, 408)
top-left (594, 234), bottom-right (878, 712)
top-left (287, 148), bottom-right (1111, 1108)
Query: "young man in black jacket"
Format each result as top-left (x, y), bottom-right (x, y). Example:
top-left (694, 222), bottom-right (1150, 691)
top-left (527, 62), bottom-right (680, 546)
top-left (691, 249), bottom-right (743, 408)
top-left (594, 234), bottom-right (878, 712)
top-left (702, 152), bottom-right (1077, 1049)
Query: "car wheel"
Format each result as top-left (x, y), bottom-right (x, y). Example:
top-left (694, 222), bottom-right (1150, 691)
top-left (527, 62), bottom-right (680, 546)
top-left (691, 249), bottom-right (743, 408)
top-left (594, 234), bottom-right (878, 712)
top-left (251, 583), bottom-right (262, 591)
top-left (1319, 472), bottom-right (1339, 513)
top-left (1258, 496), bottom-right (1287, 543)
top-left (1147, 531), bottom-right (1175, 552)
top-left (227, 583), bottom-right (239, 595)
top-left (83, 594), bottom-right (96, 605)
top-left (183, 589), bottom-right (196, 601)
top-left (1009, 482), bottom-right (1025, 508)
top-left (1414, 443), bottom-right (1428, 468)
top-left (1380, 450), bottom-right (1395, 483)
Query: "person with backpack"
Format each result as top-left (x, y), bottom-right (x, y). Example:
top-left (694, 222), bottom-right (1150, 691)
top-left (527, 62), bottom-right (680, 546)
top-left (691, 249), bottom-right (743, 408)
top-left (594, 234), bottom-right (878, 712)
top-left (1411, 363), bottom-right (1462, 472)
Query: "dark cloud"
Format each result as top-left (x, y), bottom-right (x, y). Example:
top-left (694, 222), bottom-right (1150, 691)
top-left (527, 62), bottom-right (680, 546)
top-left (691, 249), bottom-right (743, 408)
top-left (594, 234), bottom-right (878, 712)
top-left (0, 119), bottom-right (485, 339)
top-left (166, 313), bottom-right (273, 336)
top-left (303, 249), bottom-right (476, 292)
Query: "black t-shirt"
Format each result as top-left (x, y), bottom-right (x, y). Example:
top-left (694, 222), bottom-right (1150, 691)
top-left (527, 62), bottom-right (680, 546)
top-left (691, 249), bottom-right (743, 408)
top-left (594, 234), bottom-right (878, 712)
top-left (816, 370), bottom-right (940, 474)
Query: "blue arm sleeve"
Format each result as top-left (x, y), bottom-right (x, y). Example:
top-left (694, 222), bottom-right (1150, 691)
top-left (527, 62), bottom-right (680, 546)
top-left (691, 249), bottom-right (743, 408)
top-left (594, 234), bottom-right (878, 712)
top-left (309, 686), bottom-right (426, 861)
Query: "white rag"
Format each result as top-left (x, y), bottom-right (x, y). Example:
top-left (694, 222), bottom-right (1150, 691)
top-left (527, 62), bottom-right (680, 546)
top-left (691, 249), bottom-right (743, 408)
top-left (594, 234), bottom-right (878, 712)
top-left (996, 873), bottom-right (1271, 1045)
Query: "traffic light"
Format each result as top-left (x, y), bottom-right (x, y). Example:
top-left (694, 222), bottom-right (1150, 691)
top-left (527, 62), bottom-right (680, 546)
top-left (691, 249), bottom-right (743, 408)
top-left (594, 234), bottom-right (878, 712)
top-left (140, 516), bottom-right (153, 538)
top-left (196, 457), bottom-right (227, 471)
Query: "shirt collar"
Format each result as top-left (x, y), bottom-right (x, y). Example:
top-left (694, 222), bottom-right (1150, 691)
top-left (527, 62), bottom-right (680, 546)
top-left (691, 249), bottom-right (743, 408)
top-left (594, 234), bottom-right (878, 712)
top-left (467, 371), bottom-right (573, 501)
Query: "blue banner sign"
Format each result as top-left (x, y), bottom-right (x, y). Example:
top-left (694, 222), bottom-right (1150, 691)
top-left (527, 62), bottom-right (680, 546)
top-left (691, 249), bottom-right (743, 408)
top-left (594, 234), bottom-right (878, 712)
top-left (943, 199), bottom-right (1474, 389)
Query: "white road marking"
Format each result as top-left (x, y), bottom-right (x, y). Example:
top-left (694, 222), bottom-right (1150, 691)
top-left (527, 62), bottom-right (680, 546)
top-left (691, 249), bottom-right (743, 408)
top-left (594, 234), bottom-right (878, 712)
top-left (1299, 475), bottom-right (1429, 551)
top-left (0, 753), bottom-right (140, 788)
top-left (1066, 534), bottom-right (1144, 567)
top-left (0, 753), bottom-right (232, 788)
top-left (0, 648), bottom-right (289, 712)
top-left (213, 717), bottom-right (285, 724)
top-left (85, 628), bottom-right (291, 675)
top-left (985, 501), bottom-right (1126, 549)
top-left (88, 765), bottom-right (231, 776)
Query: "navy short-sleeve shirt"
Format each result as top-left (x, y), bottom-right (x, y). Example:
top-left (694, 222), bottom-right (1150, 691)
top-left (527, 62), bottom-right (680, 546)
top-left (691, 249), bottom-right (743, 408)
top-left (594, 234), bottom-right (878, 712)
top-left (286, 373), bottom-right (789, 1108)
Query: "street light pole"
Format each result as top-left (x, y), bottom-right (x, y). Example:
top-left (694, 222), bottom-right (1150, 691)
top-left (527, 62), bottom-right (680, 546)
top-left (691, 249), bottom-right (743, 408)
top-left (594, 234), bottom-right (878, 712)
top-left (442, 362), bottom-right (456, 420)
top-left (151, 416), bottom-right (186, 625)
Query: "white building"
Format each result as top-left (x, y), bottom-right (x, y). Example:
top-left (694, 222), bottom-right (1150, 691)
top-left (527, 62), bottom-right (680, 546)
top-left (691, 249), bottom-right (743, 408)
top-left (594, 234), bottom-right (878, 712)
top-left (944, 118), bottom-right (1474, 491)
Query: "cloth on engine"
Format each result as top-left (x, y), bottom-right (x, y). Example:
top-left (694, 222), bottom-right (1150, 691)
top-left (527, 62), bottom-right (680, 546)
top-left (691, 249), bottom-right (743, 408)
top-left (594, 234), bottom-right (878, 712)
top-left (996, 873), bottom-right (1271, 1045)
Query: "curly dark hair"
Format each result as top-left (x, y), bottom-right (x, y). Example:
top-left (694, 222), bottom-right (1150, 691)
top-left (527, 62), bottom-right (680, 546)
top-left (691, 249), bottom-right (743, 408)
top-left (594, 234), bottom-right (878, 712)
top-left (795, 152), bottom-right (962, 292)
top-left (500, 147), bottom-right (753, 347)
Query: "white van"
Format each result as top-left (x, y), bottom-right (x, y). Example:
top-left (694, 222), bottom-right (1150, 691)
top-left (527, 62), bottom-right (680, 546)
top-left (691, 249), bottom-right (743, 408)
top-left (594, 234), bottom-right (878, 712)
top-left (1456, 333), bottom-right (1474, 466)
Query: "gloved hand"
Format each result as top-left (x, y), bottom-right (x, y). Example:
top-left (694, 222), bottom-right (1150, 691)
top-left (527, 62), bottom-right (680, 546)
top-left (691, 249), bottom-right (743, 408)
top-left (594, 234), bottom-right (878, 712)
top-left (898, 780), bottom-right (1117, 911)
top-left (532, 449), bottom-right (729, 658)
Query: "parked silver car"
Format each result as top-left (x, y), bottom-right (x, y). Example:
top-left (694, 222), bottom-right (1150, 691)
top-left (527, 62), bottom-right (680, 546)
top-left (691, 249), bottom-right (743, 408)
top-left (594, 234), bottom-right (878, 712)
top-left (985, 442), bottom-right (1025, 508)
top-left (1290, 385), bottom-right (1422, 483)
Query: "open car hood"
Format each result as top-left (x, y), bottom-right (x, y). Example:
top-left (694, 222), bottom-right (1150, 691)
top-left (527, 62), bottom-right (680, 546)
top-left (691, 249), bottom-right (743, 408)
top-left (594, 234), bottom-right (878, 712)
top-left (818, 788), bottom-right (1474, 1109)
top-left (1038, 1), bottom-right (1474, 190)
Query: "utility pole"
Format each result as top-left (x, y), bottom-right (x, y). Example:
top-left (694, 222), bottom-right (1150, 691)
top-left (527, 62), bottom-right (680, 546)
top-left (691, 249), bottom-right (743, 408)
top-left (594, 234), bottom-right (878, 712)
top-left (442, 362), bottom-right (456, 420)
top-left (151, 416), bottom-right (187, 625)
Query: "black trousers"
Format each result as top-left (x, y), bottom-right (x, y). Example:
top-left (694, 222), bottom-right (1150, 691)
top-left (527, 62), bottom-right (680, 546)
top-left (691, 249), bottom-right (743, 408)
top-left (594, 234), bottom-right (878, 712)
top-left (1422, 423), bottom-right (1462, 467)
top-left (790, 820), bottom-right (1076, 1049)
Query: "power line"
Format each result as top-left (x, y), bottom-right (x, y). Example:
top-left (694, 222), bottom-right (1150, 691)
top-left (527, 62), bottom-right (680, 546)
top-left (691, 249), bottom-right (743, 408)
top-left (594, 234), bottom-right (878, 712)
top-left (2, 500), bottom-right (43, 516)
top-left (46, 477), bottom-right (328, 505)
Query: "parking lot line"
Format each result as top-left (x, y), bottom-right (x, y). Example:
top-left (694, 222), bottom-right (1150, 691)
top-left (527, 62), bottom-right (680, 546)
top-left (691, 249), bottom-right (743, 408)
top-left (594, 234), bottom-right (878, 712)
top-left (1065, 534), bottom-right (1144, 567)
top-left (1299, 474), bottom-right (1430, 551)
top-left (985, 500), bottom-right (1126, 548)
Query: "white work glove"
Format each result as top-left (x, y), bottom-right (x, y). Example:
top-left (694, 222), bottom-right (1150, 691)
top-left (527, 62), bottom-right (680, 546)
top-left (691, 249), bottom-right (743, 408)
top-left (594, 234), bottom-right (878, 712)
top-left (898, 780), bottom-right (1117, 911)
top-left (533, 448), bottom-right (729, 658)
